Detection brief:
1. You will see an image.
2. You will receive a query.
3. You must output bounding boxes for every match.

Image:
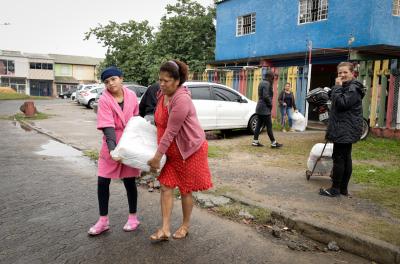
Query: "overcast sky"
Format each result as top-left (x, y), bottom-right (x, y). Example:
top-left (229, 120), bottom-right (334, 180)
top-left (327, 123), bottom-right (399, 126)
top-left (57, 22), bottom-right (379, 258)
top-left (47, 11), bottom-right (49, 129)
top-left (1, 0), bottom-right (214, 58)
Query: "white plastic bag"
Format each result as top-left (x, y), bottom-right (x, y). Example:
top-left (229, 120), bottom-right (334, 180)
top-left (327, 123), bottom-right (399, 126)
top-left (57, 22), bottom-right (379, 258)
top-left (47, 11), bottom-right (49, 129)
top-left (306, 143), bottom-right (333, 174)
top-left (111, 116), bottom-right (166, 172)
top-left (291, 111), bottom-right (306, 132)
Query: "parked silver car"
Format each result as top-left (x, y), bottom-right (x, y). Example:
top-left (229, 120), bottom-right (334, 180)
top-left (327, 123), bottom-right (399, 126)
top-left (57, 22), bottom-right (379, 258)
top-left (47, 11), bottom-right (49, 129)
top-left (93, 84), bottom-right (147, 113)
top-left (78, 86), bottom-right (104, 109)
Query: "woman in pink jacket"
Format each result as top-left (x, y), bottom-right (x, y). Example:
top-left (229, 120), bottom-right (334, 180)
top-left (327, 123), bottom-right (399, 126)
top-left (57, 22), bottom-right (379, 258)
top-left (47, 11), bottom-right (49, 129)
top-left (147, 60), bottom-right (213, 241)
top-left (88, 66), bottom-right (141, 236)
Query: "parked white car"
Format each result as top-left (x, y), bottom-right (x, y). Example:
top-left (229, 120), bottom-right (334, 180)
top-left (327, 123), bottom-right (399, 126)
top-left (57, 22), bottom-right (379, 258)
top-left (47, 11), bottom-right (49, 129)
top-left (78, 86), bottom-right (104, 109)
top-left (75, 83), bottom-right (100, 103)
top-left (184, 81), bottom-right (258, 134)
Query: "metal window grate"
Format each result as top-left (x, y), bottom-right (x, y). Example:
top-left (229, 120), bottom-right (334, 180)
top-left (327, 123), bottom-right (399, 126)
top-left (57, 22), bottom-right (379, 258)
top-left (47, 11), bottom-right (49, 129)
top-left (299, 0), bottom-right (328, 24)
top-left (236, 13), bottom-right (256, 36)
top-left (393, 0), bottom-right (400, 16)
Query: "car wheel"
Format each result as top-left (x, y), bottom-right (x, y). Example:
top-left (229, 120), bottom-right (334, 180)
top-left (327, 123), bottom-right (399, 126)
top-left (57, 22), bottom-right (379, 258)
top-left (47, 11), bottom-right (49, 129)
top-left (248, 115), bottom-right (258, 134)
top-left (88, 99), bottom-right (95, 109)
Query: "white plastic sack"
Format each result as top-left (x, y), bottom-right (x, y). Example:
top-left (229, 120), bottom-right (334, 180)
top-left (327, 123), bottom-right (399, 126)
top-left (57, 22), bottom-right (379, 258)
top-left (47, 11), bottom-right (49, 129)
top-left (291, 111), bottom-right (306, 132)
top-left (111, 116), bottom-right (166, 172)
top-left (306, 143), bottom-right (333, 174)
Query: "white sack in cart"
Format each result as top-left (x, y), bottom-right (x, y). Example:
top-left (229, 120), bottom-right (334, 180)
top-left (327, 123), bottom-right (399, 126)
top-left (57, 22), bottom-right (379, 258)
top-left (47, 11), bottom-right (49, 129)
top-left (307, 143), bottom-right (333, 174)
top-left (291, 111), bottom-right (306, 132)
top-left (111, 116), bottom-right (166, 172)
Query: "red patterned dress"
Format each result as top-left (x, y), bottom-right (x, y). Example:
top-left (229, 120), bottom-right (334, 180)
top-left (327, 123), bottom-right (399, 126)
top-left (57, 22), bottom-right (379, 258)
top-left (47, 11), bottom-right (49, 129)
top-left (155, 96), bottom-right (213, 194)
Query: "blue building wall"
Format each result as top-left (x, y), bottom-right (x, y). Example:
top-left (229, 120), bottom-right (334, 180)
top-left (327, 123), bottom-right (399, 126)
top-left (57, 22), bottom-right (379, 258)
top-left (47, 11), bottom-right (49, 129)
top-left (215, 0), bottom-right (400, 61)
top-left (370, 0), bottom-right (400, 45)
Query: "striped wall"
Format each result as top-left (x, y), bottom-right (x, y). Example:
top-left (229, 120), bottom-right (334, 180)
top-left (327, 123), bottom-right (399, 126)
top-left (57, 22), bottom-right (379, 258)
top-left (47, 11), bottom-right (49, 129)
top-left (190, 58), bottom-right (400, 132)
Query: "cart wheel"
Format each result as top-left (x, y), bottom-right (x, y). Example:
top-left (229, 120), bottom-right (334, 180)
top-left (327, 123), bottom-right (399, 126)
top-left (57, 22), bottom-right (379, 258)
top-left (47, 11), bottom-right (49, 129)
top-left (306, 170), bottom-right (311, 180)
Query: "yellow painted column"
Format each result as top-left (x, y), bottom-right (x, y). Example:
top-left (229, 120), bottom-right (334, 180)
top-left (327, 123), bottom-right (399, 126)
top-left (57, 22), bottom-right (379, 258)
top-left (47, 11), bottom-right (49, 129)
top-left (378, 60), bottom-right (389, 127)
top-left (370, 60), bottom-right (381, 127)
top-left (202, 71), bottom-right (208, 82)
top-left (252, 68), bottom-right (262, 101)
top-left (226, 71), bottom-right (233, 88)
top-left (287, 66), bottom-right (298, 97)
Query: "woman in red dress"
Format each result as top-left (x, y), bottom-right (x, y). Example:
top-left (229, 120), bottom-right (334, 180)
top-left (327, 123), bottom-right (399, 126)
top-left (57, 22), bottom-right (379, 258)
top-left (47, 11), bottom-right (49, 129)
top-left (147, 60), bottom-right (212, 241)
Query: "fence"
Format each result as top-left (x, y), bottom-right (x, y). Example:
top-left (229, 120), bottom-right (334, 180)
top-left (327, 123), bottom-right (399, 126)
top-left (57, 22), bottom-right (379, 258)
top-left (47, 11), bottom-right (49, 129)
top-left (189, 58), bottom-right (400, 132)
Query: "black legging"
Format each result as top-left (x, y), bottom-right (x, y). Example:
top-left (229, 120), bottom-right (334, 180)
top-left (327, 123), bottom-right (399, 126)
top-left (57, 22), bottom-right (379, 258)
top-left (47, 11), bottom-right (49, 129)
top-left (331, 143), bottom-right (353, 192)
top-left (98, 176), bottom-right (137, 216)
top-left (253, 114), bottom-right (275, 142)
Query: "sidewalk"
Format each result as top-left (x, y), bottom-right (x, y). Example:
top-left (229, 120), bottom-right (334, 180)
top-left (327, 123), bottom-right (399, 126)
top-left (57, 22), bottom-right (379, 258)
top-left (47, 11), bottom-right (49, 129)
top-left (23, 100), bottom-right (400, 264)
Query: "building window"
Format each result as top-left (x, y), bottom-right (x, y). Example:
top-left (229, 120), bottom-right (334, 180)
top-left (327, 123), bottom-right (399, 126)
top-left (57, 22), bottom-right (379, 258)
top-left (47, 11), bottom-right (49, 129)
top-left (0, 60), bottom-right (15, 75)
top-left (30, 62), bottom-right (54, 70)
top-left (298, 0), bottom-right (328, 24)
top-left (236, 13), bottom-right (256, 36)
top-left (0, 77), bottom-right (26, 93)
top-left (393, 0), bottom-right (400, 16)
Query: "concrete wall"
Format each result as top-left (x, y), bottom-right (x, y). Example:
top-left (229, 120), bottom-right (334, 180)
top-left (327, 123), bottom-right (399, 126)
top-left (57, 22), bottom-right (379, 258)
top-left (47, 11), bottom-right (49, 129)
top-left (55, 64), bottom-right (73, 77)
top-left (72, 65), bottom-right (96, 82)
top-left (0, 56), bottom-right (29, 78)
top-left (215, 0), bottom-right (400, 61)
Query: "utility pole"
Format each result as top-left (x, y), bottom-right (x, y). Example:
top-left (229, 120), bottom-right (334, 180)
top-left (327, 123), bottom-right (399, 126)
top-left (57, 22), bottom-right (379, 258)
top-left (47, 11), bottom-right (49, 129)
top-left (304, 40), bottom-right (312, 128)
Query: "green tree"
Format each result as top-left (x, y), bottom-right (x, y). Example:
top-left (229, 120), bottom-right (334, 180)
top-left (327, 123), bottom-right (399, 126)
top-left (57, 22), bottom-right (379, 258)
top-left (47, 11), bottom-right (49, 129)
top-left (85, 20), bottom-right (154, 85)
top-left (85, 0), bottom-right (216, 85)
top-left (153, 0), bottom-right (216, 73)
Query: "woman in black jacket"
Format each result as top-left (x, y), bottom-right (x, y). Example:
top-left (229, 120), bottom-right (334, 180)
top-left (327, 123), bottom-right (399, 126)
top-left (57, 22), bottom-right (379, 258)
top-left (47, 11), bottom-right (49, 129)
top-left (252, 71), bottom-right (282, 148)
top-left (319, 62), bottom-right (365, 197)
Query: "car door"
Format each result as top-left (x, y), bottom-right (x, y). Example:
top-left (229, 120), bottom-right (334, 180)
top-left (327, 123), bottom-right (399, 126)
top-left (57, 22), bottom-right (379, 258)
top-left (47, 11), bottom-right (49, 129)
top-left (188, 85), bottom-right (217, 130)
top-left (212, 85), bottom-right (250, 129)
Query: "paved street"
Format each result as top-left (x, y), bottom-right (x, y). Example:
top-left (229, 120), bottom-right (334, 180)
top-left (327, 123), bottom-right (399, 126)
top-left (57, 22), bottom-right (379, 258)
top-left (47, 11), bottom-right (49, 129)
top-left (0, 100), bottom-right (368, 263)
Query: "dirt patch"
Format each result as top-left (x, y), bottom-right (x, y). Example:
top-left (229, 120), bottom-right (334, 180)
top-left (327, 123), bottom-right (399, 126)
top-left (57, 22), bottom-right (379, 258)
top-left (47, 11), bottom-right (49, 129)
top-left (207, 130), bottom-right (400, 246)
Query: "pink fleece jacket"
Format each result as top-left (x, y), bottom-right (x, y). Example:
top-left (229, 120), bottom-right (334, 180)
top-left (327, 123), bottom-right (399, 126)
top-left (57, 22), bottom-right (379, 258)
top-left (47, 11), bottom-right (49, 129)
top-left (157, 86), bottom-right (205, 160)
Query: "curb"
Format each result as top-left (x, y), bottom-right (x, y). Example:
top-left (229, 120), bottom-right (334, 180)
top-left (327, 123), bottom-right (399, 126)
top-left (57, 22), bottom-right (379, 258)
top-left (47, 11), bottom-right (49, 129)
top-left (224, 193), bottom-right (400, 264)
top-left (19, 119), bottom-right (85, 151)
top-left (18, 119), bottom-right (400, 263)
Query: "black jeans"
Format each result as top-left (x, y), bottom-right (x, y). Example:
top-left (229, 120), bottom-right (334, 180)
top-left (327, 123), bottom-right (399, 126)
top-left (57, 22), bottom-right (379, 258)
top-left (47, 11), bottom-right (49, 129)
top-left (98, 176), bottom-right (137, 216)
top-left (253, 114), bottom-right (275, 142)
top-left (331, 143), bottom-right (353, 192)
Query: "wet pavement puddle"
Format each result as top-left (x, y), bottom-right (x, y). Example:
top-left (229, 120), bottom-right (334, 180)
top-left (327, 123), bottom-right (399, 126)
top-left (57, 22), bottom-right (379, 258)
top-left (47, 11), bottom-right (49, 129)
top-left (35, 139), bottom-right (83, 159)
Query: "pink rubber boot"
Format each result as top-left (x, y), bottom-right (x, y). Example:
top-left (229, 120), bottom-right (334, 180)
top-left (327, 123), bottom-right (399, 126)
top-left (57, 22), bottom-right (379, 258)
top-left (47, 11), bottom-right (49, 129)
top-left (123, 214), bottom-right (140, 232)
top-left (88, 216), bottom-right (109, 236)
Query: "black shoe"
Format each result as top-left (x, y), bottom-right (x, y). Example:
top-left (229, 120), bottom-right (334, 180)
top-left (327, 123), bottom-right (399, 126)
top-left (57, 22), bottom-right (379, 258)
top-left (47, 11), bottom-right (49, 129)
top-left (271, 142), bottom-right (283, 148)
top-left (319, 187), bottom-right (340, 197)
top-left (252, 141), bottom-right (264, 147)
top-left (340, 189), bottom-right (349, 196)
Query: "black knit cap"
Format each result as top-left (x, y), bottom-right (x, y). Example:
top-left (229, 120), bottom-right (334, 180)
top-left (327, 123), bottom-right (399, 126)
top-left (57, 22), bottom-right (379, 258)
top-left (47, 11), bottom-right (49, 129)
top-left (101, 66), bottom-right (123, 82)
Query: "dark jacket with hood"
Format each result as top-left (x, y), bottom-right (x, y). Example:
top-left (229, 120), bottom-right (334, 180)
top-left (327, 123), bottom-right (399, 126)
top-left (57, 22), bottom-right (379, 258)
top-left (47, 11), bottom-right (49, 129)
top-left (325, 79), bottom-right (365, 143)
top-left (139, 83), bottom-right (160, 117)
top-left (256, 80), bottom-right (273, 115)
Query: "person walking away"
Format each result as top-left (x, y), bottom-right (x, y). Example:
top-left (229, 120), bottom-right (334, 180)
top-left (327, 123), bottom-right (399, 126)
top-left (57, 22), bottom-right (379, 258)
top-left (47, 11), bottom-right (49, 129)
top-left (147, 60), bottom-right (213, 241)
top-left (319, 62), bottom-right (365, 197)
top-left (252, 71), bottom-right (283, 148)
top-left (88, 66), bottom-right (141, 235)
top-left (278, 82), bottom-right (297, 132)
top-left (139, 83), bottom-right (160, 124)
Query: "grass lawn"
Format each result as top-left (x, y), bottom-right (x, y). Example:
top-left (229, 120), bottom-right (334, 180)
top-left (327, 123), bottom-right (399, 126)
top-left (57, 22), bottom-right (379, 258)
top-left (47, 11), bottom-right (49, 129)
top-left (352, 137), bottom-right (400, 215)
top-left (0, 92), bottom-right (51, 100)
top-left (351, 137), bottom-right (400, 245)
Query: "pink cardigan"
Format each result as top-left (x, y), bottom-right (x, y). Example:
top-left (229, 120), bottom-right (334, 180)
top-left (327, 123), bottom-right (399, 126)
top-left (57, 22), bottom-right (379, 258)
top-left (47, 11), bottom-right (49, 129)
top-left (157, 86), bottom-right (205, 160)
top-left (97, 87), bottom-right (140, 179)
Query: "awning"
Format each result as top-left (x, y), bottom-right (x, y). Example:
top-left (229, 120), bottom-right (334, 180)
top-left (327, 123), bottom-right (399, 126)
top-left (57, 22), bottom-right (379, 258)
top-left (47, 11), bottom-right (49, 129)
top-left (54, 76), bottom-right (79, 84)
